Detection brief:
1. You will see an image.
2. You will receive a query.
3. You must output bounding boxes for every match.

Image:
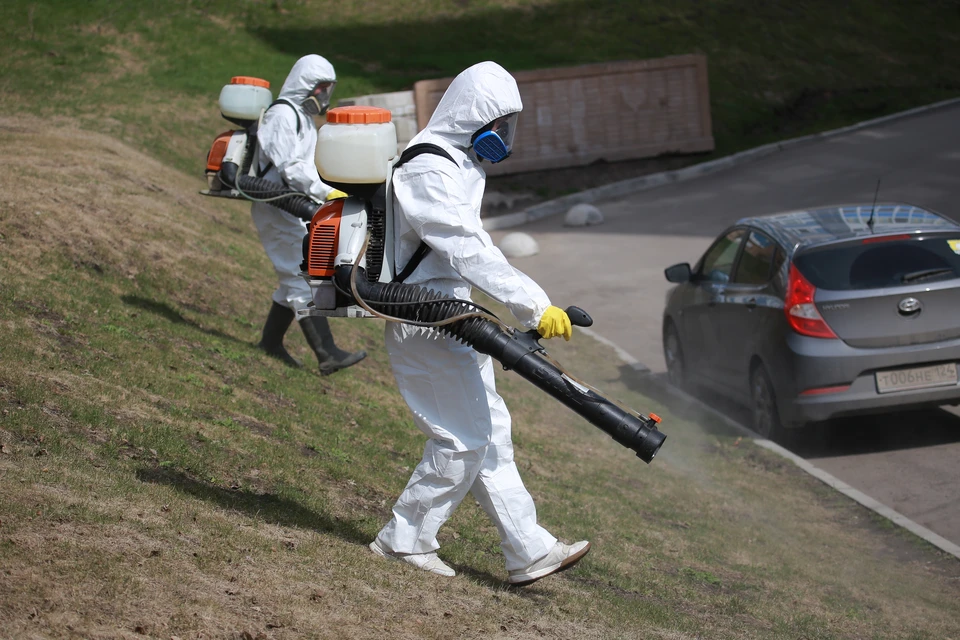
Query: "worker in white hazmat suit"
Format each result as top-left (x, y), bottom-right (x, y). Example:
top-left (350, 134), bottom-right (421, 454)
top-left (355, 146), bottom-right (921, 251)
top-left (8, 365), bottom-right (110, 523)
top-left (368, 61), bottom-right (590, 586)
top-left (252, 54), bottom-right (366, 375)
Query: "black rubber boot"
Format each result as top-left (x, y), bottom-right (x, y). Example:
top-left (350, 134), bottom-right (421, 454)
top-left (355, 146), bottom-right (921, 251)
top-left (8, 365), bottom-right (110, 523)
top-left (299, 315), bottom-right (367, 376)
top-left (257, 302), bottom-right (303, 368)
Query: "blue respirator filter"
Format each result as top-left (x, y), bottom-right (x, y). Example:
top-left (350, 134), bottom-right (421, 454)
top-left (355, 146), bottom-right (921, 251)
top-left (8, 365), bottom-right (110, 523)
top-left (473, 130), bottom-right (511, 163)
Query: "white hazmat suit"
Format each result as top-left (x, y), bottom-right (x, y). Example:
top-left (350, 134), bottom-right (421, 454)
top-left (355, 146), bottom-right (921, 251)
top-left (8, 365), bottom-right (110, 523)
top-left (250, 55), bottom-right (365, 375)
top-left (374, 62), bottom-right (564, 574)
top-left (252, 54), bottom-right (336, 312)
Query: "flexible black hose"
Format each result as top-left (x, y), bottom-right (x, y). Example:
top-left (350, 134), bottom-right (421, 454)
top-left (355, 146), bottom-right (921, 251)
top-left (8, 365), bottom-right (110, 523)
top-left (218, 163), bottom-right (319, 222)
top-left (334, 265), bottom-right (666, 463)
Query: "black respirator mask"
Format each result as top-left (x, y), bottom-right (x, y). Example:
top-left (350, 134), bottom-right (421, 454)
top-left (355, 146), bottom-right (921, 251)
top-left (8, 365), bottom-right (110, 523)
top-left (302, 80), bottom-right (336, 117)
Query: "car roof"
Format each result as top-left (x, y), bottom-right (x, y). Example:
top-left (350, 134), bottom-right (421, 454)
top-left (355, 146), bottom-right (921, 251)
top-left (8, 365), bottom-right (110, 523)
top-left (734, 203), bottom-right (960, 254)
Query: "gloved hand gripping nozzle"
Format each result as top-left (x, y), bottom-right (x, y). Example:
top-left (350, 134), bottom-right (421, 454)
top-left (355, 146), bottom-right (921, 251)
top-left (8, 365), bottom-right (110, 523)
top-left (333, 264), bottom-right (667, 463)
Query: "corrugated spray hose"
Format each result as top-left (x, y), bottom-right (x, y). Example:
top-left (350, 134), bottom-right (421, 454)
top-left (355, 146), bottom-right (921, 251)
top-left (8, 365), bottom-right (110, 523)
top-left (218, 164), bottom-right (319, 221)
top-left (334, 265), bottom-right (666, 463)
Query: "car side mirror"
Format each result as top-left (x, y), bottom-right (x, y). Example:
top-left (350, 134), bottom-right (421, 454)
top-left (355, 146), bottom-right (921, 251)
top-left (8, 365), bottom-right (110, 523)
top-left (664, 263), bottom-right (692, 283)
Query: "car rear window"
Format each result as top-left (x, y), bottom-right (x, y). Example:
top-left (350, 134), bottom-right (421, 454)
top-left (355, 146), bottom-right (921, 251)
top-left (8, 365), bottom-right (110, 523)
top-left (794, 236), bottom-right (960, 290)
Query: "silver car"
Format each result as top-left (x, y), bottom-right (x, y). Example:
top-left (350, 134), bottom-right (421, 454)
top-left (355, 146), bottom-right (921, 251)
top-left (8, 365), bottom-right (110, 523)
top-left (662, 203), bottom-right (960, 438)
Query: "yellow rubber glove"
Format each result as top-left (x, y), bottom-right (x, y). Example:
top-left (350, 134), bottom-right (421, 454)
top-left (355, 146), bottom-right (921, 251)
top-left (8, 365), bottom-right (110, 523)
top-left (325, 189), bottom-right (349, 201)
top-left (537, 306), bottom-right (573, 341)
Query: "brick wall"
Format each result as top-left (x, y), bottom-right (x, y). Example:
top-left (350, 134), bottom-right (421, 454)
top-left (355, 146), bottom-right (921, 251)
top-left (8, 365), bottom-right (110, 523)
top-left (413, 54), bottom-right (713, 175)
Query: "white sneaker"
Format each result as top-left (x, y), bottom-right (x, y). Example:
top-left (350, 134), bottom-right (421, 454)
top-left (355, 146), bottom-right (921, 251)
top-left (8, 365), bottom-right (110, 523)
top-left (508, 540), bottom-right (591, 586)
top-left (369, 538), bottom-right (456, 577)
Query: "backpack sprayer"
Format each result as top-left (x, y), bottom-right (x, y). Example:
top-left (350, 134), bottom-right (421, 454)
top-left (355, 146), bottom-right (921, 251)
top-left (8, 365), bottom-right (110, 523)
top-left (201, 89), bottom-right (666, 463)
top-left (201, 76), bottom-right (274, 200)
top-left (200, 76), bottom-right (316, 211)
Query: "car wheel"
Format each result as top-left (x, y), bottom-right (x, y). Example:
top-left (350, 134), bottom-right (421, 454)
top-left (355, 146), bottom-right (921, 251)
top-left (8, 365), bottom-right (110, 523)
top-left (750, 364), bottom-right (783, 440)
top-left (663, 323), bottom-right (686, 389)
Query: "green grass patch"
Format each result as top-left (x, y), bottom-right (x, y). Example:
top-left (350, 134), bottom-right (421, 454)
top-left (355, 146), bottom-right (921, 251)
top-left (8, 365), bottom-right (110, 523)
top-left (1, 0), bottom-right (958, 180)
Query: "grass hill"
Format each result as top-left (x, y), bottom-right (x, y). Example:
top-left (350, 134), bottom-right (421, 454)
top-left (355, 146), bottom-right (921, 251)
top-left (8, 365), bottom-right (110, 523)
top-left (1, 114), bottom-right (959, 638)
top-left (1, 1), bottom-right (959, 638)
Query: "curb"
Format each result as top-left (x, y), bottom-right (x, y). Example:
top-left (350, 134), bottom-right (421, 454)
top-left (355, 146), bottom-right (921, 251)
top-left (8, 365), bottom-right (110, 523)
top-left (594, 334), bottom-right (960, 561)
top-left (485, 96), bottom-right (960, 231)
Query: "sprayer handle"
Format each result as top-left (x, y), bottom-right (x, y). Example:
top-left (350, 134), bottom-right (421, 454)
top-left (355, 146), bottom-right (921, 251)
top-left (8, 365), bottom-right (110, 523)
top-left (565, 306), bottom-right (593, 328)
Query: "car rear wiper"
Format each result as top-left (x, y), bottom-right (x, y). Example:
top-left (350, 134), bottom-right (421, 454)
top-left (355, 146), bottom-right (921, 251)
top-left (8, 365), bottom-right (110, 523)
top-left (901, 268), bottom-right (955, 283)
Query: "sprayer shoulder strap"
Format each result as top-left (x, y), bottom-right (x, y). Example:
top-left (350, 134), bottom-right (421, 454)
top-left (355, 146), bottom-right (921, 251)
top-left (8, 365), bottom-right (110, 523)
top-left (395, 142), bottom-right (455, 169)
top-left (255, 99), bottom-right (303, 179)
top-left (268, 98), bottom-right (302, 135)
top-left (392, 143), bottom-right (458, 284)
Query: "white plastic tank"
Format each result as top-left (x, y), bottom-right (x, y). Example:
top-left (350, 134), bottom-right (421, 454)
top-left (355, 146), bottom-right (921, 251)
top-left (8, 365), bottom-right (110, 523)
top-left (218, 76), bottom-right (273, 122)
top-left (315, 106), bottom-right (398, 184)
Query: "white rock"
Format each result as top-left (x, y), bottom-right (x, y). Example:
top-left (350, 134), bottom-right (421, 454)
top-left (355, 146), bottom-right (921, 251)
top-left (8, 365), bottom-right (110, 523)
top-left (498, 232), bottom-right (539, 258)
top-left (564, 203), bottom-right (604, 227)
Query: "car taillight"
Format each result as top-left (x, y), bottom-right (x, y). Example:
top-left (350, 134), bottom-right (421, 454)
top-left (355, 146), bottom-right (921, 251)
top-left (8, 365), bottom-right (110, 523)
top-left (861, 234), bottom-right (912, 244)
top-left (799, 384), bottom-right (850, 396)
top-left (784, 263), bottom-right (837, 339)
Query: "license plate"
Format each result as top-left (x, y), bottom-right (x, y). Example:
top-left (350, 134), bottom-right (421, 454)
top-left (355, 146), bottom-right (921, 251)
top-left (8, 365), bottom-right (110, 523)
top-left (875, 363), bottom-right (959, 394)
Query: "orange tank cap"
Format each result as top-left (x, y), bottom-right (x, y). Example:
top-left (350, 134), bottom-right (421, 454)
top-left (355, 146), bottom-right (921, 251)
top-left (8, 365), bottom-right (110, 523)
top-left (230, 76), bottom-right (270, 89)
top-left (326, 106), bottom-right (392, 124)
top-left (649, 413), bottom-right (662, 424)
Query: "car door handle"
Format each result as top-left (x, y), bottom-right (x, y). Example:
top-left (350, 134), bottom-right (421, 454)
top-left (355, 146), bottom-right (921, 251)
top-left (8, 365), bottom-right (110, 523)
top-left (745, 298), bottom-right (757, 310)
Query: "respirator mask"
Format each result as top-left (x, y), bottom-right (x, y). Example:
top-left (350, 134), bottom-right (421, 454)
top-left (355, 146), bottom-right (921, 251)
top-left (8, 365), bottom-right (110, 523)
top-left (302, 80), bottom-right (336, 117)
top-left (471, 112), bottom-right (519, 163)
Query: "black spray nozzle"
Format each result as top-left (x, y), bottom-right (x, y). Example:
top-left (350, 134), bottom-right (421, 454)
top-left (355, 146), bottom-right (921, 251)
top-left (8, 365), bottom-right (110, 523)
top-left (334, 266), bottom-right (666, 463)
top-left (475, 321), bottom-right (666, 463)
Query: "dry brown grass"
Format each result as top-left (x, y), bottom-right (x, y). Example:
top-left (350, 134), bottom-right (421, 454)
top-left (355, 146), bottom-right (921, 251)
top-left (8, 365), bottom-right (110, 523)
top-left (0, 114), bottom-right (233, 276)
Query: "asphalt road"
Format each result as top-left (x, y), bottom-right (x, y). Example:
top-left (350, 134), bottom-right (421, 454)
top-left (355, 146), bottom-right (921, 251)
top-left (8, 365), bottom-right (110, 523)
top-left (490, 102), bottom-right (960, 548)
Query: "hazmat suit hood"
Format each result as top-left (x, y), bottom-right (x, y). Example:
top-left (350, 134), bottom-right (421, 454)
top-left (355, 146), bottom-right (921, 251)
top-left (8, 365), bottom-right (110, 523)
top-left (422, 61), bottom-right (522, 152)
top-left (277, 54), bottom-right (336, 104)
